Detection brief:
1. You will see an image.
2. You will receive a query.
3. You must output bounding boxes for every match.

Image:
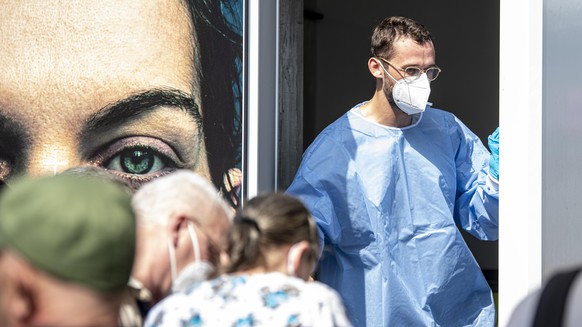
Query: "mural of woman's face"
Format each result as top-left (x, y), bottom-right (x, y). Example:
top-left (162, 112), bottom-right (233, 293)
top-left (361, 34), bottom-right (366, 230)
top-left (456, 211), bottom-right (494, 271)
top-left (0, 0), bottom-right (211, 189)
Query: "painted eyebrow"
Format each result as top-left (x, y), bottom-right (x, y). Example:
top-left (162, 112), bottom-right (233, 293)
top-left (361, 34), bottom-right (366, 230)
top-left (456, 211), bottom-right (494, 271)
top-left (83, 88), bottom-right (202, 135)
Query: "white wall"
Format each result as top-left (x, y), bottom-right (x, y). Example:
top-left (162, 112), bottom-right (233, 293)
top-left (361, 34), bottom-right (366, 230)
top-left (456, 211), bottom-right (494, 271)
top-left (498, 1), bottom-right (543, 325)
top-left (542, 0), bottom-right (582, 278)
top-left (496, 0), bottom-right (582, 324)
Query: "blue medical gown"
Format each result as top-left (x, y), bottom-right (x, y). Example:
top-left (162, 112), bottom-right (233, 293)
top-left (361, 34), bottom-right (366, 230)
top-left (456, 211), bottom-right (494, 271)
top-left (287, 104), bottom-right (498, 327)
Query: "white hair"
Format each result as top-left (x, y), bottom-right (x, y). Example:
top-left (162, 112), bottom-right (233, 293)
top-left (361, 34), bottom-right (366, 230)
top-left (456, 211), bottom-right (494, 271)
top-left (131, 170), bottom-right (233, 227)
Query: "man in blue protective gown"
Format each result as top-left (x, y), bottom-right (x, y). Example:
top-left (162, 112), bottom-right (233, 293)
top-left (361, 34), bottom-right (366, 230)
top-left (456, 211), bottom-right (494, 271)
top-left (287, 16), bottom-right (499, 327)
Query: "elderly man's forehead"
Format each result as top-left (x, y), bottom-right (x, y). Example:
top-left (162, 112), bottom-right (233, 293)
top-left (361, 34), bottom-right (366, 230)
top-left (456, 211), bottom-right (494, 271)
top-left (192, 194), bottom-right (231, 226)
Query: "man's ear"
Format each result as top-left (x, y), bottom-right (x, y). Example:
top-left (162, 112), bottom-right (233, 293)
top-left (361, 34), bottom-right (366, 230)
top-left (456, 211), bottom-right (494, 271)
top-left (11, 281), bottom-right (34, 323)
top-left (168, 215), bottom-right (189, 247)
top-left (5, 257), bottom-right (35, 324)
top-left (368, 57), bottom-right (385, 79)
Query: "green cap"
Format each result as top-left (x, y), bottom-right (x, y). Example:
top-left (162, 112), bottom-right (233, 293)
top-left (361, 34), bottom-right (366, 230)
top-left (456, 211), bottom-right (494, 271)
top-left (0, 175), bottom-right (135, 294)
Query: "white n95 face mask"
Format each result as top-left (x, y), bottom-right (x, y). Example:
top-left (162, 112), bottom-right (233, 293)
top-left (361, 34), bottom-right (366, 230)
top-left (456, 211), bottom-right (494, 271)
top-left (171, 260), bottom-right (214, 293)
top-left (381, 62), bottom-right (431, 115)
top-left (391, 73), bottom-right (431, 115)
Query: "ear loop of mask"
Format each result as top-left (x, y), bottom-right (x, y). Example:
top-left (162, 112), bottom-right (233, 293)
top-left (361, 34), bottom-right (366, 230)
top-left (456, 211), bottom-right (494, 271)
top-left (377, 60), bottom-right (402, 107)
top-left (187, 222), bottom-right (201, 263)
top-left (168, 238), bottom-right (178, 282)
top-left (168, 221), bottom-right (202, 282)
top-left (378, 59), bottom-right (427, 113)
top-left (378, 59), bottom-right (399, 83)
top-left (287, 242), bottom-right (302, 276)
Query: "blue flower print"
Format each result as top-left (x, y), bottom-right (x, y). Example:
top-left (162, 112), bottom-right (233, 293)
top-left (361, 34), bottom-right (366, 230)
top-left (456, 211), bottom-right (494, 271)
top-left (233, 314), bottom-right (254, 327)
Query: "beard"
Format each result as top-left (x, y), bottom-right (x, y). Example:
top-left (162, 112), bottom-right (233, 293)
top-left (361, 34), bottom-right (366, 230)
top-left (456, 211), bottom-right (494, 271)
top-left (382, 77), bottom-right (397, 106)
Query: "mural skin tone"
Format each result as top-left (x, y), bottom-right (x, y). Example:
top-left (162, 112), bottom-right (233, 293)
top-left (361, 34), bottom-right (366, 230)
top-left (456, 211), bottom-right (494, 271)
top-left (0, 0), bottom-right (241, 193)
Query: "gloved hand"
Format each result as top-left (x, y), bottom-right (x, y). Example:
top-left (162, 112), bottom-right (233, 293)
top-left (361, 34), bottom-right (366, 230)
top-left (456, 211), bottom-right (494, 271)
top-left (487, 127), bottom-right (499, 180)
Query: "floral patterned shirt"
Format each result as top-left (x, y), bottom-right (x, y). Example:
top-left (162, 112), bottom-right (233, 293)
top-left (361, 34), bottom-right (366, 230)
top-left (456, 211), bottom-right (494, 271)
top-left (144, 272), bottom-right (351, 327)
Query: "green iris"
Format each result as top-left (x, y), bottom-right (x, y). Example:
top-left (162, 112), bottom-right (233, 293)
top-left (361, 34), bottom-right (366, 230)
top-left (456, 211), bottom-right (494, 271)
top-left (105, 146), bottom-right (167, 175)
top-left (120, 149), bottom-right (154, 174)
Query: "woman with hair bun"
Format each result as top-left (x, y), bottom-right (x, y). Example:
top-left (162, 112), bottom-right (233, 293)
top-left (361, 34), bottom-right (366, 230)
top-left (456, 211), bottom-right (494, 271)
top-left (145, 193), bottom-right (351, 327)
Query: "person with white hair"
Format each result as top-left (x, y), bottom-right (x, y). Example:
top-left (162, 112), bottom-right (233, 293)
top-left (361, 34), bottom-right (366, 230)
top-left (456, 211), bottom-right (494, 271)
top-left (119, 170), bottom-right (233, 327)
top-left (144, 193), bottom-right (351, 327)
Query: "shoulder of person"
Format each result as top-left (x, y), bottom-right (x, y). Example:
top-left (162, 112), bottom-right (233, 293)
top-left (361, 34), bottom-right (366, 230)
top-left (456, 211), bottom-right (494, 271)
top-left (423, 105), bottom-right (456, 120)
top-left (422, 106), bottom-right (474, 135)
top-left (301, 124), bottom-right (351, 162)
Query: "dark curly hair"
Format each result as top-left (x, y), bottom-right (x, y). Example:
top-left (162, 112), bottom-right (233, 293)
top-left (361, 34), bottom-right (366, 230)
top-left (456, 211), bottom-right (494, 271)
top-left (371, 16), bottom-right (433, 60)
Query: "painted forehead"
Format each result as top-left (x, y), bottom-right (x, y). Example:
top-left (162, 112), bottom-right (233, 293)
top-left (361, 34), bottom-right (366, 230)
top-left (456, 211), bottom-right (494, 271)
top-left (0, 0), bottom-right (209, 184)
top-left (0, 0), bottom-right (197, 104)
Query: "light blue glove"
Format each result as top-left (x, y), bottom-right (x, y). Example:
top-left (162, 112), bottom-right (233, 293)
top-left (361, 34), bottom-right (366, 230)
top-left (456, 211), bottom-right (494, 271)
top-left (488, 127), bottom-right (499, 180)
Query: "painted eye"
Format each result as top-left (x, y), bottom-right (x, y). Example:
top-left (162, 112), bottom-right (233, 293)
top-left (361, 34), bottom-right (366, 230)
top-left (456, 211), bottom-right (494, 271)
top-left (88, 136), bottom-right (192, 190)
top-left (105, 147), bottom-right (168, 175)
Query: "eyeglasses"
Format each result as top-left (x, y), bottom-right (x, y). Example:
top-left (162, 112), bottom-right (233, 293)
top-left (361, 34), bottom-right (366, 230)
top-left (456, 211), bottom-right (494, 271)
top-left (378, 57), bottom-right (442, 81)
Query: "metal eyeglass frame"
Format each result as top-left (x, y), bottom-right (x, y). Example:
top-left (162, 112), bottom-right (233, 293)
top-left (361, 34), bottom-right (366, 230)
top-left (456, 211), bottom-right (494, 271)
top-left (377, 57), bottom-right (442, 81)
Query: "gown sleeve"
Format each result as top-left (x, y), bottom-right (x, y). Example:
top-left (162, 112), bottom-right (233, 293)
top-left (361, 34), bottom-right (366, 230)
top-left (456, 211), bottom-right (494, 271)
top-left (287, 133), bottom-right (351, 252)
top-left (452, 116), bottom-right (499, 240)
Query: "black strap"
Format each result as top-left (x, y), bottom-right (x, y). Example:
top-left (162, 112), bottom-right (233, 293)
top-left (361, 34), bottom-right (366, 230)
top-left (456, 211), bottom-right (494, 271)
top-left (532, 267), bottom-right (582, 327)
top-left (136, 299), bottom-right (151, 319)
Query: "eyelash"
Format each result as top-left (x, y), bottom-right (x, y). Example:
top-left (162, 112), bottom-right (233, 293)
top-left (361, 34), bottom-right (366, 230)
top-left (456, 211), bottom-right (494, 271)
top-left (89, 137), bottom-right (184, 188)
top-left (0, 137), bottom-right (188, 189)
